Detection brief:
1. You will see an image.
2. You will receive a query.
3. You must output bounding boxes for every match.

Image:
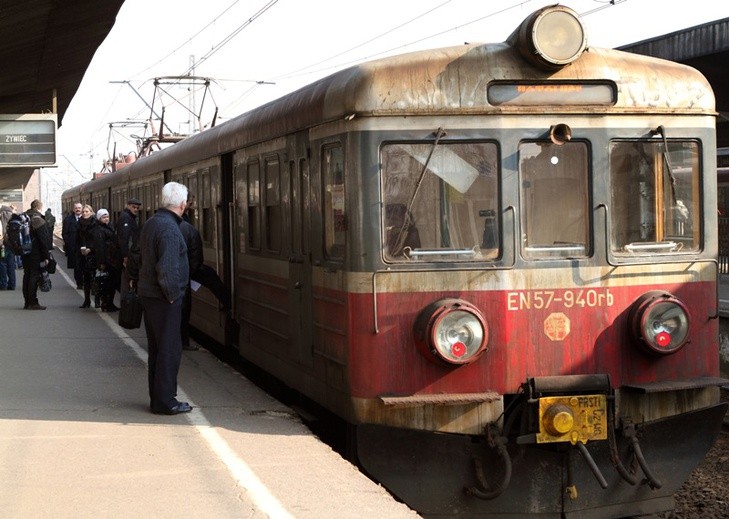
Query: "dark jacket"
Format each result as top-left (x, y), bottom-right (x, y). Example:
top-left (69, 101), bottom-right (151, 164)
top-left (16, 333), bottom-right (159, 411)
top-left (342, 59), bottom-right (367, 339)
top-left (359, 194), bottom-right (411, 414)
top-left (61, 212), bottom-right (79, 258)
top-left (137, 208), bottom-right (188, 303)
top-left (116, 208), bottom-right (139, 259)
top-left (27, 212), bottom-right (52, 264)
top-left (179, 220), bottom-right (203, 276)
top-left (76, 216), bottom-right (98, 268)
top-left (93, 220), bottom-right (121, 270)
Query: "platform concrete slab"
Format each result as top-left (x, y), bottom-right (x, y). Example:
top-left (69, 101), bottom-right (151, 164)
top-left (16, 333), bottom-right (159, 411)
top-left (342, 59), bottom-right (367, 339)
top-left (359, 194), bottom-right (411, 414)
top-left (0, 260), bottom-right (418, 518)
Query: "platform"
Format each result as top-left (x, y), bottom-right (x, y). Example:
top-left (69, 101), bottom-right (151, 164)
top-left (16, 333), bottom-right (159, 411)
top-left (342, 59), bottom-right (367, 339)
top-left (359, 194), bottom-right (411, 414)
top-left (0, 255), bottom-right (418, 518)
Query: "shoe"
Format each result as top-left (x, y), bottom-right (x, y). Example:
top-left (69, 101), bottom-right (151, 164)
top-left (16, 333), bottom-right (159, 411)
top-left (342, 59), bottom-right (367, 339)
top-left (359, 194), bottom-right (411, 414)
top-left (27, 304), bottom-right (46, 310)
top-left (102, 305), bottom-right (119, 312)
top-left (151, 402), bottom-right (192, 415)
top-left (182, 343), bottom-right (199, 351)
top-left (76, 284), bottom-right (83, 289)
top-left (94, 302), bottom-right (101, 309)
top-left (80, 301), bottom-right (91, 308)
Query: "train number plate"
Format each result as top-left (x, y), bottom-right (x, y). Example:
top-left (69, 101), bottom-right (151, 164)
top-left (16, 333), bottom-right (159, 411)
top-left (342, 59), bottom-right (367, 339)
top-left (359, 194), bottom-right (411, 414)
top-left (536, 394), bottom-right (608, 444)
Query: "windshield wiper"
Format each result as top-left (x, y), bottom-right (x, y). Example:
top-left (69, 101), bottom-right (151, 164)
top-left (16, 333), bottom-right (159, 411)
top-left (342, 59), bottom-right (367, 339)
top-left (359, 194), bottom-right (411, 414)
top-left (391, 127), bottom-right (446, 254)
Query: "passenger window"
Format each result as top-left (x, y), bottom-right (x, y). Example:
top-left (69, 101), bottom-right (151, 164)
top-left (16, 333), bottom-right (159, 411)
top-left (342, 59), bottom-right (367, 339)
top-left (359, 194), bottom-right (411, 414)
top-left (323, 145), bottom-right (345, 260)
top-left (247, 161), bottom-right (261, 250)
top-left (265, 157), bottom-right (282, 252)
top-left (610, 140), bottom-right (700, 254)
top-left (381, 142), bottom-right (499, 262)
top-left (202, 171), bottom-right (213, 246)
top-left (519, 141), bottom-right (590, 259)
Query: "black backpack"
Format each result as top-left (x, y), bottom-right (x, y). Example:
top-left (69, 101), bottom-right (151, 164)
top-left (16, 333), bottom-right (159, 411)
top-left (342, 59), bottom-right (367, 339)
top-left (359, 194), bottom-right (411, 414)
top-left (3, 213), bottom-right (32, 255)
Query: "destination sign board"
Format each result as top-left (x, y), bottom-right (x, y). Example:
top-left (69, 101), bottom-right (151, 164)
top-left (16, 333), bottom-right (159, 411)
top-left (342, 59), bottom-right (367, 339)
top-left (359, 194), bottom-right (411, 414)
top-left (0, 115), bottom-right (57, 167)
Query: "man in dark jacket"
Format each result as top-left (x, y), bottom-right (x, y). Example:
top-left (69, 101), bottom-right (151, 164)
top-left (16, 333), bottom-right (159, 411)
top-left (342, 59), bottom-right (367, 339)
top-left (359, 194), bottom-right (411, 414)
top-left (135, 183), bottom-right (191, 415)
top-left (23, 201), bottom-right (52, 310)
top-left (117, 197), bottom-right (141, 303)
top-left (62, 202), bottom-right (83, 288)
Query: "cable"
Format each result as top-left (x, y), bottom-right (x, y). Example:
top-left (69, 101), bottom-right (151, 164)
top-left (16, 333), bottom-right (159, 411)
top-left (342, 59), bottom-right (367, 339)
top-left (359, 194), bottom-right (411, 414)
top-left (181, 0), bottom-right (280, 76)
top-left (130, 0), bottom-right (242, 81)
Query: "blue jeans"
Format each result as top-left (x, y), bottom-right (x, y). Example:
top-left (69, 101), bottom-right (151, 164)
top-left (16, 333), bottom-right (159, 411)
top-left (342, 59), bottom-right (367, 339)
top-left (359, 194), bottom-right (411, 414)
top-left (0, 247), bottom-right (16, 289)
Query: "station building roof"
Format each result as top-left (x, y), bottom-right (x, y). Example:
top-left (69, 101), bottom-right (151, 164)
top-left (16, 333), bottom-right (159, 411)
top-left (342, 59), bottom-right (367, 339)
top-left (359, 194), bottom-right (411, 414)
top-left (0, 0), bottom-right (124, 190)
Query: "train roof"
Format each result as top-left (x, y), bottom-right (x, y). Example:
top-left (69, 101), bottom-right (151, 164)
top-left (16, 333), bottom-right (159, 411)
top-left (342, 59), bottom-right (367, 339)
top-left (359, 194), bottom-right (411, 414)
top-left (63, 8), bottom-right (715, 199)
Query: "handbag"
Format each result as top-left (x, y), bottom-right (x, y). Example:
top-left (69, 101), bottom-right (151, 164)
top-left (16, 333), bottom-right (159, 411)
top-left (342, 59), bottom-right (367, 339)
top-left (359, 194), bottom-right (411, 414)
top-left (119, 288), bottom-right (143, 329)
top-left (45, 252), bottom-right (57, 274)
top-left (38, 270), bottom-right (52, 292)
top-left (92, 269), bottom-right (109, 296)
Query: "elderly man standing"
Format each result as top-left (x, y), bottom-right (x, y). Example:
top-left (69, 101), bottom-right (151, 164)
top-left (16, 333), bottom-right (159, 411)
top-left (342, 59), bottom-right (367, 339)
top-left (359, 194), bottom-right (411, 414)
top-left (134, 182), bottom-right (191, 415)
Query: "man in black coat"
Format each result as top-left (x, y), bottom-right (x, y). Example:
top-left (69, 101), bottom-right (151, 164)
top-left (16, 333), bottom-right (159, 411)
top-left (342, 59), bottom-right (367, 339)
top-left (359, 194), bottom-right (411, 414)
top-left (133, 183), bottom-right (191, 415)
top-left (23, 201), bottom-right (52, 310)
top-left (62, 202), bottom-right (83, 289)
top-left (117, 197), bottom-right (141, 303)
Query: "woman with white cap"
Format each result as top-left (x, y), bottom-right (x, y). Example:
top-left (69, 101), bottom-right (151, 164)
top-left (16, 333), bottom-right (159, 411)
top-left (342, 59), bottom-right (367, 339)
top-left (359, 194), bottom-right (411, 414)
top-left (92, 208), bottom-right (121, 311)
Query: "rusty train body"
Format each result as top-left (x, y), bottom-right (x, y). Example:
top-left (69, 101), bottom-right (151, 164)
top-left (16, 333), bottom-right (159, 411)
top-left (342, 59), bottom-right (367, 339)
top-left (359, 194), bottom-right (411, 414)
top-left (62, 7), bottom-right (728, 517)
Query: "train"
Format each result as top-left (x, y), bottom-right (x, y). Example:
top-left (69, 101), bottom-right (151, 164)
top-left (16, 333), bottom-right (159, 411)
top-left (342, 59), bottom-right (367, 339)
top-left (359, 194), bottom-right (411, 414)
top-left (62, 6), bottom-right (728, 518)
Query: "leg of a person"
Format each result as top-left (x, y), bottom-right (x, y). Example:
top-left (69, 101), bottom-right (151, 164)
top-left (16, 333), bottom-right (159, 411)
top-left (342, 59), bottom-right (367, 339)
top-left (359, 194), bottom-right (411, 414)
top-left (5, 250), bottom-right (16, 289)
top-left (181, 285), bottom-right (191, 347)
top-left (143, 297), bottom-right (184, 411)
top-left (26, 266), bottom-right (41, 306)
top-left (0, 253), bottom-right (8, 289)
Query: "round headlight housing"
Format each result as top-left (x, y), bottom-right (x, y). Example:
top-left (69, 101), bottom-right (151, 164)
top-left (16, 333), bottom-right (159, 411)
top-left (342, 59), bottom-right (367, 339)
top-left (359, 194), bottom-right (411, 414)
top-left (414, 299), bottom-right (488, 365)
top-left (629, 292), bottom-right (690, 355)
top-left (510, 5), bottom-right (587, 70)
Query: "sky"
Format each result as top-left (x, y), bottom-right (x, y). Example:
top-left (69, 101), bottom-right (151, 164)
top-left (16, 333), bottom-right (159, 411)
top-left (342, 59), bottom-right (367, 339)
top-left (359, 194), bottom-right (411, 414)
top-left (49, 0), bottom-right (729, 194)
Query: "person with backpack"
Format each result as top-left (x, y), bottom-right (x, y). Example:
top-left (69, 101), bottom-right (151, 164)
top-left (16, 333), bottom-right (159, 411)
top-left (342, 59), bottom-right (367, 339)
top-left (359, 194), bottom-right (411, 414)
top-left (21, 201), bottom-right (52, 310)
top-left (0, 204), bottom-right (17, 290)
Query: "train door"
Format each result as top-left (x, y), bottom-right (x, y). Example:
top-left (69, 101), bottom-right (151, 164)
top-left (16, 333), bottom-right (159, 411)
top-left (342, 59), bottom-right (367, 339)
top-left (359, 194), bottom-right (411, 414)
top-left (289, 155), bottom-right (314, 367)
top-left (219, 153), bottom-right (237, 347)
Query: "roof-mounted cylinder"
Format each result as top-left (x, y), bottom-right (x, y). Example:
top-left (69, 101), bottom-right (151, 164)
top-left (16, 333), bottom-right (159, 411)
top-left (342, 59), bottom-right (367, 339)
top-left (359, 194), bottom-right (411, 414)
top-left (508, 5), bottom-right (587, 70)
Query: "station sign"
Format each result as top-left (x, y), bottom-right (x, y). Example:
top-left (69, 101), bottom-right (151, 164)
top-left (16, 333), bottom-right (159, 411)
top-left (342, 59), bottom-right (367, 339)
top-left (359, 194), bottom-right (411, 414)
top-left (0, 114), bottom-right (57, 167)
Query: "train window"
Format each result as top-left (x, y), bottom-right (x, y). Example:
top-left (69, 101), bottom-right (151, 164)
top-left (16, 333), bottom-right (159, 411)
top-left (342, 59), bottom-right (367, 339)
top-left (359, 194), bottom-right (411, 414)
top-left (610, 140), bottom-right (700, 254)
top-left (382, 142), bottom-right (498, 262)
top-left (247, 161), bottom-right (261, 250)
top-left (323, 145), bottom-right (345, 259)
top-left (188, 174), bottom-right (198, 226)
top-left (265, 157), bottom-right (282, 252)
top-left (520, 141), bottom-right (589, 259)
top-left (202, 170), bottom-right (213, 246)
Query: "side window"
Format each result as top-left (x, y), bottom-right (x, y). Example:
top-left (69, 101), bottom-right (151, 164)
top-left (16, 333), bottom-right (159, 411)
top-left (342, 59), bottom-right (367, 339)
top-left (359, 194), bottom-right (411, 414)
top-left (265, 156), bottom-right (282, 252)
top-left (201, 170), bottom-right (213, 246)
top-left (188, 174), bottom-right (198, 227)
top-left (235, 164), bottom-right (247, 253)
top-left (610, 140), bottom-right (700, 254)
top-left (323, 145), bottom-right (345, 260)
top-left (248, 161), bottom-right (261, 250)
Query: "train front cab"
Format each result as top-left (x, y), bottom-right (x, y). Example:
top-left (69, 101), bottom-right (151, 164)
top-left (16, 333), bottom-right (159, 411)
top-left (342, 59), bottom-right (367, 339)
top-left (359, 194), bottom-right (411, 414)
top-left (345, 13), bottom-right (728, 519)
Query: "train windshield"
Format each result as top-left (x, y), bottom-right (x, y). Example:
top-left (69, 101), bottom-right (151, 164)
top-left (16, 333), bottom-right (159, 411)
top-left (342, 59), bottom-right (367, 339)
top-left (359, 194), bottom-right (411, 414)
top-left (519, 141), bottom-right (590, 259)
top-left (610, 140), bottom-right (700, 255)
top-left (381, 142), bottom-right (498, 262)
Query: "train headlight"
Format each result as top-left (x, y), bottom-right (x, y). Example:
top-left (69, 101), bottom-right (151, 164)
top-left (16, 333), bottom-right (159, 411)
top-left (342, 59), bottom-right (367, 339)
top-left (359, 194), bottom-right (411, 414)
top-left (629, 292), bottom-right (690, 355)
top-left (414, 299), bottom-right (488, 365)
top-left (510, 5), bottom-right (587, 70)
